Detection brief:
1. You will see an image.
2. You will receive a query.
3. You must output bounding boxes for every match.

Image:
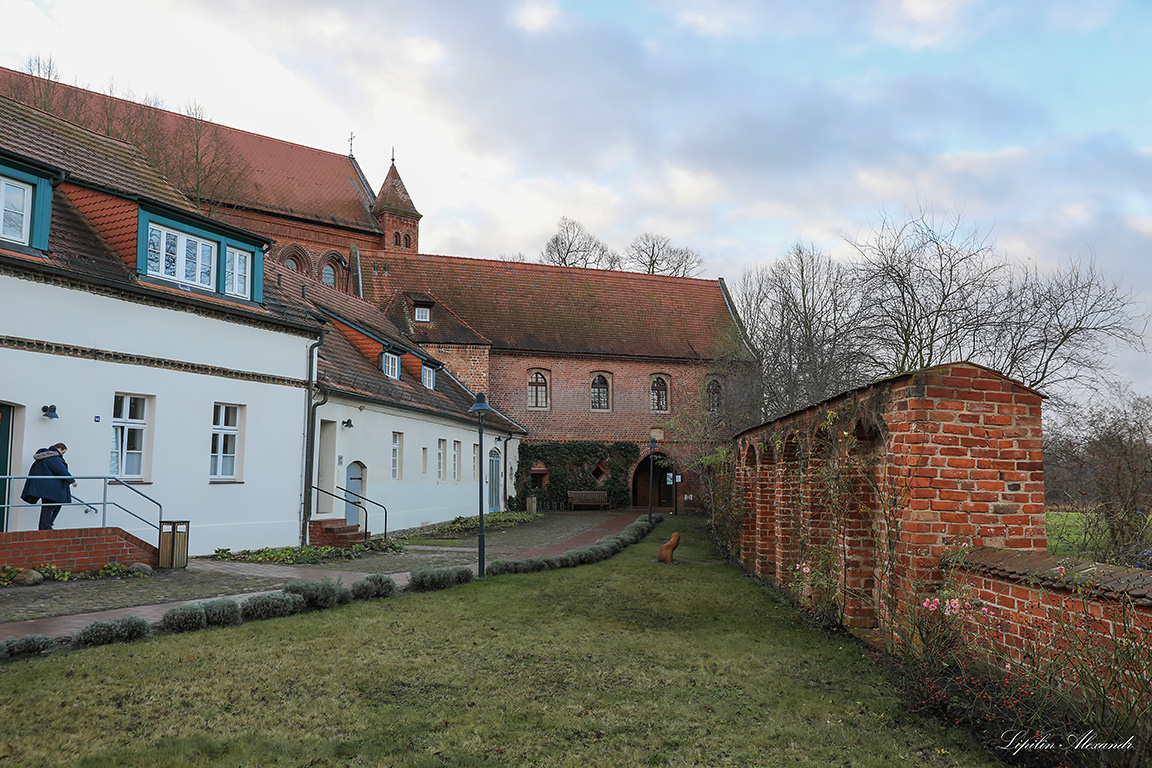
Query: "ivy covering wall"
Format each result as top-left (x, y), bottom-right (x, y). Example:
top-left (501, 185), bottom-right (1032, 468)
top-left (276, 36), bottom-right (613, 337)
top-left (512, 441), bottom-right (640, 510)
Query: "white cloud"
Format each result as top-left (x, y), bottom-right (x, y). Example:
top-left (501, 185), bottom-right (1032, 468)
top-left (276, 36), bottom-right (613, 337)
top-left (511, 0), bottom-right (559, 33)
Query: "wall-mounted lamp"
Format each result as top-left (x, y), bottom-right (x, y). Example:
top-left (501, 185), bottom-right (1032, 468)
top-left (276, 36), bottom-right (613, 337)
top-left (341, 419), bottom-right (354, 428)
top-left (41, 405), bottom-right (59, 419)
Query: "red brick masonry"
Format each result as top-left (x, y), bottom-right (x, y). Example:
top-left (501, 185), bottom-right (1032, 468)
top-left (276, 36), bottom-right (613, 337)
top-left (945, 547), bottom-right (1152, 663)
top-left (0, 527), bottom-right (159, 571)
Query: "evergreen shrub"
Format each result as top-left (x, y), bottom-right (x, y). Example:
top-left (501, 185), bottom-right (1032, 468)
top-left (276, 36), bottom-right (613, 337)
top-left (161, 605), bottom-right (207, 633)
top-left (365, 573), bottom-right (397, 597)
top-left (241, 592), bottom-right (305, 621)
top-left (202, 599), bottom-right (242, 627)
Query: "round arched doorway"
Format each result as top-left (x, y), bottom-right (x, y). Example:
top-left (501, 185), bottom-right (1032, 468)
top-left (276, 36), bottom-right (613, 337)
top-left (632, 453), bottom-right (672, 508)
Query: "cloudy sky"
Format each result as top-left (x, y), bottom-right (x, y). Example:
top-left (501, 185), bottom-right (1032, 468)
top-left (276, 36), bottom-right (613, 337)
top-left (3, 0), bottom-right (1151, 384)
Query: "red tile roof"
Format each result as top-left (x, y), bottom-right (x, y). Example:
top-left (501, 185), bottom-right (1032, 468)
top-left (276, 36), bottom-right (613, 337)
top-left (270, 262), bottom-right (522, 432)
top-left (0, 95), bottom-right (196, 212)
top-left (0, 68), bottom-right (382, 233)
top-left (371, 162), bottom-right (421, 220)
top-left (366, 252), bottom-right (744, 360)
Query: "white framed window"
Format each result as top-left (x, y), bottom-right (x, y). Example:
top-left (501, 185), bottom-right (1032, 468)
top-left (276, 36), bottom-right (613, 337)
top-left (224, 247), bottom-right (251, 299)
top-left (391, 432), bottom-right (403, 479)
top-left (706, 379), bottom-right (723, 413)
top-left (147, 223), bottom-right (216, 290)
top-left (591, 373), bottom-right (612, 411)
top-left (452, 441), bottom-right (461, 481)
top-left (414, 305), bottom-right (431, 322)
top-left (473, 444), bottom-right (479, 480)
top-left (384, 353), bottom-right (400, 380)
top-left (110, 393), bottom-right (148, 479)
top-left (437, 439), bottom-right (446, 480)
top-left (528, 370), bottom-right (549, 409)
top-left (650, 375), bottom-right (669, 413)
top-left (1, 176), bottom-right (32, 245)
top-left (210, 403), bottom-right (242, 480)
top-left (422, 365), bottom-right (436, 389)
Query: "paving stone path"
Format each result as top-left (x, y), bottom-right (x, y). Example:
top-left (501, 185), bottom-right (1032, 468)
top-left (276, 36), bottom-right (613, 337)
top-left (0, 511), bottom-right (656, 640)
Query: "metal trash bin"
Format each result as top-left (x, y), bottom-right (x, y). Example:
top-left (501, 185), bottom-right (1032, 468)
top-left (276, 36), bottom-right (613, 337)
top-left (158, 520), bottom-right (190, 569)
top-left (526, 495), bottom-right (537, 514)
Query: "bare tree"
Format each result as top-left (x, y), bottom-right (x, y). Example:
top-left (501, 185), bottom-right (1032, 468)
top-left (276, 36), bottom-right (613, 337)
top-left (736, 211), bottom-right (1147, 419)
top-left (163, 100), bottom-right (249, 213)
top-left (1044, 386), bottom-right (1152, 565)
top-left (5, 61), bottom-right (248, 214)
top-left (736, 242), bottom-right (868, 418)
top-left (849, 210), bottom-right (1005, 378)
top-left (623, 232), bottom-right (703, 277)
top-left (539, 217), bottom-right (619, 269)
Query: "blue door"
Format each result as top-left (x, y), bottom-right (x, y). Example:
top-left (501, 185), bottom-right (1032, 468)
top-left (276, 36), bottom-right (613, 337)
top-left (488, 448), bottom-right (501, 513)
top-left (345, 462), bottom-right (364, 525)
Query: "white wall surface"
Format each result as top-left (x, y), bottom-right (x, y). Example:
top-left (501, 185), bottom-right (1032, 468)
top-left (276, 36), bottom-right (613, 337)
top-left (1, 274), bottom-right (308, 379)
top-left (313, 397), bottom-right (519, 536)
top-left (1, 275), bottom-right (314, 555)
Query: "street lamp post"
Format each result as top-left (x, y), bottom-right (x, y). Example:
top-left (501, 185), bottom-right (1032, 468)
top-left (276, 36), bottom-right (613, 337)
top-left (647, 436), bottom-right (657, 525)
top-left (469, 392), bottom-right (495, 577)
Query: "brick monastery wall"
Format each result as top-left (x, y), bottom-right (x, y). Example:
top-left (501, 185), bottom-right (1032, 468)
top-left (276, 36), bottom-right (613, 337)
top-left (489, 351), bottom-right (718, 503)
top-left (0, 527), bottom-right (159, 571)
top-left (944, 549), bottom-right (1152, 667)
top-left (734, 362), bottom-right (1046, 631)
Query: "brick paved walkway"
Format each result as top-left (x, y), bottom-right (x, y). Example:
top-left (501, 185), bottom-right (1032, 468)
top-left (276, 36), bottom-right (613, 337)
top-left (0, 510), bottom-right (658, 641)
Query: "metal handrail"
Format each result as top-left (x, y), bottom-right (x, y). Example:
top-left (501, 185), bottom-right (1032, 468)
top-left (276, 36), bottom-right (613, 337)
top-left (310, 485), bottom-right (368, 538)
top-left (308, 485), bottom-right (389, 540)
top-left (1, 474), bottom-right (162, 534)
top-left (335, 484), bottom-right (389, 540)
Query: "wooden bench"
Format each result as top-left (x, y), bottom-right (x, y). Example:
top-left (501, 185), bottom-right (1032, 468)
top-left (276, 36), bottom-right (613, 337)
top-left (568, 490), bottom-right (609, 510)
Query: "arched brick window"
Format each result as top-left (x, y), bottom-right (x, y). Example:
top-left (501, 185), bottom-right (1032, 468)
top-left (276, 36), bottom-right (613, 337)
top-left (321, 263), bottom-right (336, 287)
top-left (527, 371), bottom-right (549, 409)
top-left (706, 379), bottom-right (722, 413)
top-left (404, 234), bottom-right (411, 248)
top-left (283, 257), bottom-right (299, 271)
top-left (393, 232), bottom-right (401, 247)
top-left (650, 375), bottom-right (669, 412)
top-left (591, 373), bottom-right (611, 411)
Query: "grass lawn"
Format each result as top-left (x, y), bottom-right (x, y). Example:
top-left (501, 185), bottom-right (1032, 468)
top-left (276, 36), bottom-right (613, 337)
top-left (0, 517), bottom-right (1003, 767)
top-left (1046, 507), bottom-right (1087, 557)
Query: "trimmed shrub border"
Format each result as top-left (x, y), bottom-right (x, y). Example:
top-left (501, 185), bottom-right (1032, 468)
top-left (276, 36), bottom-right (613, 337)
top-left (1, 516), bottom-right (665, 660)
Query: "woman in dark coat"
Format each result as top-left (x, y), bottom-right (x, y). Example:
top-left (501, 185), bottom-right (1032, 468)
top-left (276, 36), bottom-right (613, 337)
top-left (20, 442), bottom-right (76, 530)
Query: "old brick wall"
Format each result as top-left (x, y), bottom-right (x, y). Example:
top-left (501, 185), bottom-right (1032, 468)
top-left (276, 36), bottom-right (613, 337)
top-left (488, 351), bottom-right (728, 505)
top-left (734, 362), bottom-right (1047, 631)
top-left (0, 527), bottom-right (159, 571)
top-left (425, 343), bottom-right (490, 397)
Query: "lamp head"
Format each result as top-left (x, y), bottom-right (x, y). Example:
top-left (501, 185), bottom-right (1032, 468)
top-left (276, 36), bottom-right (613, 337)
top-left (41, 405), bottom-right (59, 419)
top-left (468, 392), bottom-right (494, 414)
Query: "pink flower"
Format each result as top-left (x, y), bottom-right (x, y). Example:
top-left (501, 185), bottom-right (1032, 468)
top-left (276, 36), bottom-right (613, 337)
top-left (801, 566), bottom-right (811, 575)
top-left (1056, 566), bottom-right (1066, 575)
top-left (1004, 663), bottom-right (1011, 671)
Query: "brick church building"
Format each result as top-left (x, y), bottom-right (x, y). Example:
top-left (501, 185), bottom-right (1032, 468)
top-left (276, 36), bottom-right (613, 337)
top-left (0, 66), bottom-right (753, 514)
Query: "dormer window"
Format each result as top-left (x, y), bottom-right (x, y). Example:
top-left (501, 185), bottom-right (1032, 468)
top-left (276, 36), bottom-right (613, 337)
top-left (383, 352), bottom-right (400, 380)
top-left (225, 247), bottom-right (251, 299)
top-left (138, 210), bottom-right (263, 302)
top-left (1, 175), bottom-right (32, 245)
top-left (422, 365), bottom-right (436, 389)
top-left (414, 305), bottom-right (431, 323)
top-left (147, 223), bottom-right (215, 289)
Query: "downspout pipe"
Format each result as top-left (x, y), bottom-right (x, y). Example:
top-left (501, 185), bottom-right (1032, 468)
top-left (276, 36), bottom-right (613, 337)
top-left (301, 327), bottom-right (328, 545)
